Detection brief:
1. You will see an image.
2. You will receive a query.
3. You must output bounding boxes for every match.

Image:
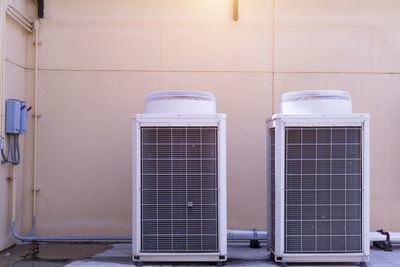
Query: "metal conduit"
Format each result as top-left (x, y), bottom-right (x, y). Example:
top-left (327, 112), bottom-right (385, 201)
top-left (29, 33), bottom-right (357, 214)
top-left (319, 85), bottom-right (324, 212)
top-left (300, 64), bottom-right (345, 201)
top-left (11, 223), bottom-right (131, 241)
top-left (11, 227), bottom-right (266, 242)
top-left (12, 224), bottom-right (400, 244)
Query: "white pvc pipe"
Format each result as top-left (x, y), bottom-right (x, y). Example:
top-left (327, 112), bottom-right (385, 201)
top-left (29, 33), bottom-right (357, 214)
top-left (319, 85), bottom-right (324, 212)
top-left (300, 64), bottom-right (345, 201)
top-left (11, 165), bottom-right (16, 221)
top-left (228, 230), bottom-right (400, 243)
top-left (0, 0), bottom-right (6, 137)
top-left (227, 229), bottom-right (267, 240)
top-left (370, 231), bottom-right (386, 242)
top-left (389, 232), bottom-right (400, 243)
top-left (33, 20), bottom-right (39, 218)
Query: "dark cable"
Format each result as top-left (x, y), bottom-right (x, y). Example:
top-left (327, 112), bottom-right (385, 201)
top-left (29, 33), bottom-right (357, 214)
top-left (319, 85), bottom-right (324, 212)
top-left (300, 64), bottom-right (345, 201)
top-left (1, 134), bottom-right (21, 164)
top-left (15, 134), bottom-right (20, 163)
top-left (7, 134), bottom-right (12, 162)
top-left (1, 138), bottom-right (8, 163)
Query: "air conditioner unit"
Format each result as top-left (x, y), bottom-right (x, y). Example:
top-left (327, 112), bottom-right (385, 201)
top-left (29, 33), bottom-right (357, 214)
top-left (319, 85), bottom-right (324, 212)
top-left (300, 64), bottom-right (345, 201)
top-left (132, 91), bottom-right (227, 265)
top-left (266, 90), bottom-right (369, 267)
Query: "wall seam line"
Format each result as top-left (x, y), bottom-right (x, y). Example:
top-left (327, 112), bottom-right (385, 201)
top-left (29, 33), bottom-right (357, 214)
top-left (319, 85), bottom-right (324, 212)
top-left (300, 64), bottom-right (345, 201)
top-left (21, 68), bottom-right (400, 75)
top-left (5, 58), bottom-right (28, 70)
top-left (272, 0), bottom-right (275, 114)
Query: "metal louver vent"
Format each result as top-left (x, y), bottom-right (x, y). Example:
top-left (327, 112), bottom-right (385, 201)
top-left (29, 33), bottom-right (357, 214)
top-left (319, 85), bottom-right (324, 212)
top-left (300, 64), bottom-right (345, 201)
top-left (268, 129), bottom-right (275, 252)
top-left (141, 127), bottom-right (218, 253)
top-left (284, 127), bottom-right (362, 254)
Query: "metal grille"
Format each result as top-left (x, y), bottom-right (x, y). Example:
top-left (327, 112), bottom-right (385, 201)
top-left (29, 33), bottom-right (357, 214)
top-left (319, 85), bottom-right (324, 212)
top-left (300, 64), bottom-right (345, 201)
top-left (284, 127), bottom-right (362, 253)
top-left (268, 129), bottom-right (275, 252)
top-left (140, 127), bottom-right (219, 253)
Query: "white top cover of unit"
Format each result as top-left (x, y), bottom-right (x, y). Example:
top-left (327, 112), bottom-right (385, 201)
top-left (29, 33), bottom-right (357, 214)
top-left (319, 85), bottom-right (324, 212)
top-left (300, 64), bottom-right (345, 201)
top-left (145, 90), bottom-right (216, 114)
top-left (279, 90), bottom-right (352, 114)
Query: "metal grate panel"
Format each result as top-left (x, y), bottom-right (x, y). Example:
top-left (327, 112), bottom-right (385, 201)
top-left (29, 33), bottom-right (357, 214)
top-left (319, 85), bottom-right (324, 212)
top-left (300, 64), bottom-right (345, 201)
top-left (284, 127), bottom-right (362, 254)
top-left (268, 129), bottom-right (276, 252)
top-left (141, 127), bottom-right (219, 253)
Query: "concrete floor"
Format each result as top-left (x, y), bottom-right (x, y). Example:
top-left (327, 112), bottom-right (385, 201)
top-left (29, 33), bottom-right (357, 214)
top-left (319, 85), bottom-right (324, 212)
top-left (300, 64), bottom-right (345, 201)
top-left (1, 242), bottom-right (399, 267)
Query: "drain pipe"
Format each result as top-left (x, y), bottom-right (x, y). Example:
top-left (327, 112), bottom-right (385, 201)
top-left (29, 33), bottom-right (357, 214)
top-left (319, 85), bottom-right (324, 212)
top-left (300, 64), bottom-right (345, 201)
top-left (13, 20), bottom-right (40, 240)
top-left (11, 163), bottom-right (36, 239)
top-left (11, 226), bottom-right (131, 241)
top-left (11, 226), bottom-right (400, 243)
top-left (30, 19), bottom-right (40, 236)
top-left (227, 229), bottom-right (267, 241)
top-left (11, 165), bottom-right (17, 224)
top-left (228, 229), bottom-right (267, 248)
top-left (9, 19), bottom-right (132, 242)
top-left (0, 0), bottom-right (6, 139)
top-left (10, 19), bottom-right (40, 242)
top-left (10, 229), bottom-right (266, 242)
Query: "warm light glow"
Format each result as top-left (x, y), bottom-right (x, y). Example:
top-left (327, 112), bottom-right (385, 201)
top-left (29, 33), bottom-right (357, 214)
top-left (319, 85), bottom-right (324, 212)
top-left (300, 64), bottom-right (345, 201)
top-left (233, 0), bottom-right (238, 21)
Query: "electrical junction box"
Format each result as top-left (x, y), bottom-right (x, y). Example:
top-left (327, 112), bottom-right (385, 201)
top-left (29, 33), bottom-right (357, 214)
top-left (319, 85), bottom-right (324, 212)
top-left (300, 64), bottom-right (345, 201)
top-left (5, 99), bottom-right (28, 135)
top-left (5, 99), bottom-right (21, 134)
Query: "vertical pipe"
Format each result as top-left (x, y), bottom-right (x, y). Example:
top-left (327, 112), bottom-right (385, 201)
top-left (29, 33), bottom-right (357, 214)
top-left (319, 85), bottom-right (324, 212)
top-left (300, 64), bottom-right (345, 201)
top-left (33, 20), bottom-right (39, 218)
top-left (0, 0), bottom-right (6, 137)
top-left (11, 165), bottom-right (16, 222)
top-left (271, 0), bottom-right (275, 114)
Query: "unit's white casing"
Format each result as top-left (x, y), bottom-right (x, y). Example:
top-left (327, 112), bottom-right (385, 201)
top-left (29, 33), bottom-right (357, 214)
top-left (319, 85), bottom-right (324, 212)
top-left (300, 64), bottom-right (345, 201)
top-left (145, 90), bottom-right (216, 114)
top-left (279, 90), bottom-right (352, 114)
top-left (132, 91), bottom-right (227, 263)
top-left (266, 113), bottom-right (370, 264)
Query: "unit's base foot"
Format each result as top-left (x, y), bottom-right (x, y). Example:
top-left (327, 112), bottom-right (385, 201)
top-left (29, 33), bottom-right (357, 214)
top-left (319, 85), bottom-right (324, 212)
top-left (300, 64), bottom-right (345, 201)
top-left (134, 261), bottom-right (143, 266)
top-left (215, 261), bottom-right (224, 266)
top-left (280, 262), bottom-right (287, 267)
top-left (360, 262), bottom-right (367, 267)
top-left (268, 252), bottom-right (274, 261)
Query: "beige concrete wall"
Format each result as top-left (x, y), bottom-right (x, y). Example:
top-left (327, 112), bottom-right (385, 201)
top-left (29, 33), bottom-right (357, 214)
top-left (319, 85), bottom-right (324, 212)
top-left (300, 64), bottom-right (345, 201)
top-left (0, 0), bottom-right (33, 251)
top-left (14, 0), bottom-right (400, 240)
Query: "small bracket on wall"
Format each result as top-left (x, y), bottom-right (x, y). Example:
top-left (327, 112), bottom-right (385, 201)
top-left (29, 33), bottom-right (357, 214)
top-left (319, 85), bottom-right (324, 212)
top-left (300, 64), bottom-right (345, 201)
top-left (32, 187), bottom-right (40, 193)
top-left (33, 41), bottom-right (42, 46)
top-left (33, 113), bottom-right (41, 118)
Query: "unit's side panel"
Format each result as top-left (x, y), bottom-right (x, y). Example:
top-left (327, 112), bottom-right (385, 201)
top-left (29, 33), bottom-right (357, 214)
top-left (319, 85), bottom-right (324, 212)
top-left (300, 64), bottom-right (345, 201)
top-left (274, 119), bottom-right (286, 256)
top-left (267, 127), bottom-right (275, 252)
top-left (362, 118), bottom-right (370, 258)
top-left (132, 120), bottom-right (141, 256)
top-left (218, 119), bottom-right (227, 257)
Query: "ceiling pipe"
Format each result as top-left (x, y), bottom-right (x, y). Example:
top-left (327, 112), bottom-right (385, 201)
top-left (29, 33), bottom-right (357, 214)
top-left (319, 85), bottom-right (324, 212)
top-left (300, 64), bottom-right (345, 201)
top-left (6, 3), bottom-right (33, 32)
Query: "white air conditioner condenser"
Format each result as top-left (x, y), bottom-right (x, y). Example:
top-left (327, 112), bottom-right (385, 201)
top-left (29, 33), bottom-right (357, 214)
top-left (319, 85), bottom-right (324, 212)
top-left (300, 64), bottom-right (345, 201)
top-left (132, 91), bottom-right (227, 264)
top-left (267, 91), bottom-right (370, 266)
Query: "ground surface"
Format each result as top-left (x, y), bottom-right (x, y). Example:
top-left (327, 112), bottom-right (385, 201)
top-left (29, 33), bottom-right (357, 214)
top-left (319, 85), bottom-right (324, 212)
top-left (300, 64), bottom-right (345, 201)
top-left (0, 242), bottom-right (399, 267)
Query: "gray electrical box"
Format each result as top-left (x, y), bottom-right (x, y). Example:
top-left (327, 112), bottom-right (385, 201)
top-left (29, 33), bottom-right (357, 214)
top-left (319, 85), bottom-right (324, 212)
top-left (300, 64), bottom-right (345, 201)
top-left (5, 99), bottom-right (28, 135)
top-left (5, 99), bottom-right (21, 134)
